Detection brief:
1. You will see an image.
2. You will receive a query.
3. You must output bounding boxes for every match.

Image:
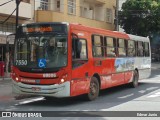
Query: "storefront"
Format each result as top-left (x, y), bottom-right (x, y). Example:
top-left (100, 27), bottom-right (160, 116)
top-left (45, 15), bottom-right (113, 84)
top-left (0, 35), bottom-right (14, 72)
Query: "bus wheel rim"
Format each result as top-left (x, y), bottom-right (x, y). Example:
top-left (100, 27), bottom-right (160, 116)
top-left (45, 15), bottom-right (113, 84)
top-left (90, 81), bottom-right (97, 96)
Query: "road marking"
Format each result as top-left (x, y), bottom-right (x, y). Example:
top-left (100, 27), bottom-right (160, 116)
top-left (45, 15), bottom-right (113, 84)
top-left (17, 97), bottom-right (44, 105)
top-left (118, 93), bottom-right (134, 99)
top-left (147, 92), bottom-right (160, 98)
top-left (138, 87), bottom-right (159, 94)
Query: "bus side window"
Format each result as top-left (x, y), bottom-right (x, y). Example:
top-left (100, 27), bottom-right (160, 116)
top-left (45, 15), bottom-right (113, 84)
top-left (105, 37), bottom-right (116, 57)
top-left (144, 42), bottom-right (149, 57)
top-left (92, 35), bottom-right (103, 57)
top-left (118, 39), bottom-right (126, 57)
top-left (137, 41), bottom-right (144, 57)
top-left (77, 40), bottom-right (82, 58)
top-left (127, 40), bottom-right (136, 57)
top-left (72, 38), bottom-right (88, 68)
top-left (72, 39), bottom-right (82, 59)
top-left (72, 39), bottom-right (88, 59)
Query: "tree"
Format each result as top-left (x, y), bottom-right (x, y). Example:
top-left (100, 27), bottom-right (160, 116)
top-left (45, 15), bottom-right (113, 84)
top-left (119, 0), bottom-right (160, 38)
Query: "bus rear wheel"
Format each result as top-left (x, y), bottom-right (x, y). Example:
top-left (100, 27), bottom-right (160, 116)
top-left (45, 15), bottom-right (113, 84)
top-left (86, 77), bottom-right (99, 101)
top-left (130, 70), bottom-right (139, 88)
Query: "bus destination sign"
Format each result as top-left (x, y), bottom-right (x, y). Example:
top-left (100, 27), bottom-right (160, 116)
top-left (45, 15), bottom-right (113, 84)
top-left (20, 24), bottom-right (67, 34)
top-left (24, 26), bottom-right (53, 33)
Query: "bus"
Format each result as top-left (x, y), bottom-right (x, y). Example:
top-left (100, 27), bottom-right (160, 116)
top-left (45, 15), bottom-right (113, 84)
top-left (11, 22), bottom-right (151, 101)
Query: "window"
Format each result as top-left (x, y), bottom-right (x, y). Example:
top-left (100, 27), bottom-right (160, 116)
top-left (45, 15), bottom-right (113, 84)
top-left (105, 37), bottom-right (116, 57)
top-left (106, 8), bottom-right (112, 23)
top-left (72, 39), bottom-right (88, 68)
top-left (118, 39), bottom-right (126, 57)
top-left (68, 0), bottom-right (76, 15)
top-left (144, 42), bottom-right (149, 57)
top-left (92, 35), bottom-right (103, 57)
top-left (128, 40), bottom-right (135, 57)
top-left (17, 38), bottom-right (28, 60)
top-left (22, 0), bottom-right (30, 3)
top-left (0, 22), bottom-right (16, 35)
top-left (57, 0), bottom-right (60, 8)
top-left (137, 41), bottom-right (144, 57)
top-left (72, 39), bottom-right (87, 59)
top-left (40, 0), bottom-right (49, 10)
top-left (79, 39), bottom-right (87, 59)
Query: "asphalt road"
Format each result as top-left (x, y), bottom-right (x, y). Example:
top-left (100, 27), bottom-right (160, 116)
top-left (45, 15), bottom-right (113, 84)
top-left (0, 64), bottom-right (160, 120)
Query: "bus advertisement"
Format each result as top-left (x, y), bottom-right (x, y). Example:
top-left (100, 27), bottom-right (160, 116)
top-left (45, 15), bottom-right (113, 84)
top-left (11, 22), bottom-right (151, 101)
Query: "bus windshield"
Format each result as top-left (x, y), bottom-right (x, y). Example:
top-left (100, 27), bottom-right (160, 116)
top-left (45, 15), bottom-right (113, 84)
top-left (14, 34), bottom-right (68, 73)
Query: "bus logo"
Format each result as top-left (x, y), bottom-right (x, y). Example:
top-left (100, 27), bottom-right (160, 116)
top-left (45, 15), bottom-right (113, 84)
top-left (2, 112), bottom-right (11, 117)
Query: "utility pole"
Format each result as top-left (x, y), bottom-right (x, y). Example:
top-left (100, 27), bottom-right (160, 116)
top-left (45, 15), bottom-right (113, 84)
top-left (15, 0), bottom-right (21, 37)
top-left (116, 0), bottom-right (119, 31)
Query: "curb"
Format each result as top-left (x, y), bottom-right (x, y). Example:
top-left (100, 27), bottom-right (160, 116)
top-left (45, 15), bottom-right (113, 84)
top-left (0, 78), bottom-right (11, 84)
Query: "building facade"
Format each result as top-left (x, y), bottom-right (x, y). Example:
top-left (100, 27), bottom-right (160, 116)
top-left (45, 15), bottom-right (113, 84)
top-left (0, 0), bottom-right (32, 72)
top-left (0, 0), bottom-right (116, 73)
top-left (34, 0), bottom-right (116, 30)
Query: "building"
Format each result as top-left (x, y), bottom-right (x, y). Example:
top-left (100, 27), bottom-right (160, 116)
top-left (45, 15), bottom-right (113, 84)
top-left (0, 0), bottom-right (32, 72)
top-left (0, 0), bottom-right (116, 73)
top-left (34, 0), bottom-right (116, 30)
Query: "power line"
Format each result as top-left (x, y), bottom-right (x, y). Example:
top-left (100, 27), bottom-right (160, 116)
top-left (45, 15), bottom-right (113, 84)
top-left (0, 0), bottom-right (14, 7)
top-left (0, 8), bottom-right (16, 24)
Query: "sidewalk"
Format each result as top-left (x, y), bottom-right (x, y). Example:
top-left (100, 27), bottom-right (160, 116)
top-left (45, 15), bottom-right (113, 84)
top-left (151, 62), bottom-right (160, 69)
top-left (0, 72), bottom-right (11, 84)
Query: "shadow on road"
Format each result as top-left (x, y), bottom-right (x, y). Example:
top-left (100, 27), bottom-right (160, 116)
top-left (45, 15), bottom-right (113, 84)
top-left (14, 82), bottom-right (160, 111)
top-left (149, 68), bottom-right (160, 79)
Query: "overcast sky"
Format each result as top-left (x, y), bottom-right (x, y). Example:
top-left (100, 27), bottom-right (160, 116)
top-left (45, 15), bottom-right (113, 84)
top-left (119, 0), bottom-right (126, 10)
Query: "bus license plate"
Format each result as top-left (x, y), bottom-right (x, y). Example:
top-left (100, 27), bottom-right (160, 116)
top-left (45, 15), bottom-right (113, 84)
top-left (32, 87), bottom-right (41, 92)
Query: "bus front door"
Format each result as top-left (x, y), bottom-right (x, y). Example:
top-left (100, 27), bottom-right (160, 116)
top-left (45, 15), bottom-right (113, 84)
top-left (71, 38), bottom-right (90, 96)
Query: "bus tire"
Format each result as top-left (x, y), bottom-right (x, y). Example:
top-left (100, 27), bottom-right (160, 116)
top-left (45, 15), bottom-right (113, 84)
top-left (86, 77), bottom-right (99, 101)
top-left (130, 70), bottom-right (139, 88)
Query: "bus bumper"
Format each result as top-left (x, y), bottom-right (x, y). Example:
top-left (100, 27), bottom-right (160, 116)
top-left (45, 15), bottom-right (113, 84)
top-left (12, 80), bottom-right (70, 98)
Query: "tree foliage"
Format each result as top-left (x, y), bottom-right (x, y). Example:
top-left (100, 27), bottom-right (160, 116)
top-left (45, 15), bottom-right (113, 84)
top-left (119, 0), bottom-right (160, 38)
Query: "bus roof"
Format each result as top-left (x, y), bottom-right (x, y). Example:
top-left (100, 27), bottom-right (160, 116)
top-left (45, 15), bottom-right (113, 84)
top-left (69, 23), bottom-right (150, 42)
top-left (20, 22), bottom-right (149, 42)
top-left (127, 34), bottom-right (150, 42)
top-left (70, 23), bottom-right (130, 40)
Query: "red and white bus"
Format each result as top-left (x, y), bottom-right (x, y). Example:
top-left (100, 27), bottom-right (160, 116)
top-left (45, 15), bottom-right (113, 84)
top-left (12, 22), bottom-right (151, 100)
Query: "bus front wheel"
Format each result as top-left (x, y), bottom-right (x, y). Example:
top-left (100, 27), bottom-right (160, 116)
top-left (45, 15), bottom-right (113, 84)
top-left (86, 77), bottom-right (100, 101)
top-left (130, 70), bottom-right (139, 88)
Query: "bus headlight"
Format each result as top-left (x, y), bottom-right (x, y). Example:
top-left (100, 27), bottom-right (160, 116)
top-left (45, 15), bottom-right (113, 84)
top-left (61, 79), bottom-right (65, 83)
top-left (60, 74), bottom-right (68, 83)
top-left (16, 77), bottom-right (19, 81)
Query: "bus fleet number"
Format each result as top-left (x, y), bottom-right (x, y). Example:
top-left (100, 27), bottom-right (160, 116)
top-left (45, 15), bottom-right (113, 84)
top-left (16, 60), bottom-right (27, 66)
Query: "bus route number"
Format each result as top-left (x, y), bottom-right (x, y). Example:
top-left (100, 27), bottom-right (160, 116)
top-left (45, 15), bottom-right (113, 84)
top-left (16, 60), bottom-right (27, 66)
